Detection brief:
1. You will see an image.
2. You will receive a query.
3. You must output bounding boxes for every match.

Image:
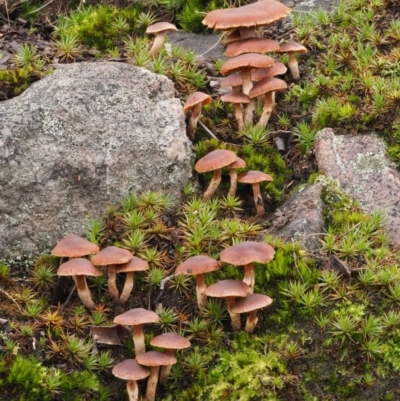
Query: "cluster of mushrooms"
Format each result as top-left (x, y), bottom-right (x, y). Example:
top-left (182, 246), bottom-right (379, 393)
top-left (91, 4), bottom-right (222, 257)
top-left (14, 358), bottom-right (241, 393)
top-left (52, 233), bottom-right (275, 400)
top-left (183, 0), bottom-right (307, 136)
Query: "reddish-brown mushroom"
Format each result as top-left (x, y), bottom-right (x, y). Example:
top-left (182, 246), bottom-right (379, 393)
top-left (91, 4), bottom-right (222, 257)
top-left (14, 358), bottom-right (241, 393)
top-left (225, 38), bottom-right (280, 57)
top-left (150, 332), bottom-right (191, 384)
top-left (194, 149), bottom-right (238, 200)
top-left (204, 279), bottom-right (250, 330)
top-left (146, 22), bottom-right (178, 57)
top-left (183, 92), bottom-right (212, 141)
top-left (221, 92), bottom-right (250, 131)
top-left (114, 308), bottom-right (160, 356)
top-left (91, 246), bottom-right (133, 302)
top-left (231, 293), bottom-right (273, 332)
top-left (112, 359), bottom-right (150, 401)
top-left (277, 41), bottom-right (307, 81)
top-left (175, 255), bottom-right (221, 311)
top-left (57, 258), bottom-right (102, 309)
top-left (237, 170), bottom-right (273, 217)
top-left (220, 241), bottom-right (275, 292)
top-left (227, 156), bottom-right (247, 196)
top-left (52, 234), bottom-right (99, 259)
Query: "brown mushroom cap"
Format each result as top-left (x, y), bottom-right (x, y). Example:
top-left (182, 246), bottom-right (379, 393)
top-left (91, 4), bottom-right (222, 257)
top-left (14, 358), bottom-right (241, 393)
top-left (135, 350), bottom-right (177, 367)
top-left (220, 53), bottom-right (275, 76)
top-left (237, 170), bottom-right (273, 184)
top-left (113, 308), bottom-right (160, 326)
top-left (146, 22), bottom-right (178, 34)
top-left (91, 246), bottom-right (132, 266)
top-left (150, 332), bottom-right (191, 350)
top-left (225, 38), bottom-right (280, 57)
top-left (278, 41), bottom-right (307, 54)
top-left (112, 359), bottom-right (150, 381)
top-left (204, 279), bottom-right (251, 298)
top-left (252, 61), bottom-right (287, 81)
top-left (249, 77), bottom-right (288, 99)
top-left (230, 293), bottom-right (273, 314)
top-left (195, 149), bottom-right (238, 173)
top-left (228, 157), bottom-right (247, 169)
top-left (52, 234), bottom-right (99, 258)
top-left (221, 29), bottom-right (242, 45)
top-left (183, 92), bottom-right (212, 113)
top-left (221, 92), bottom-right (251, 104)
top-left (221, 73), bottom-right (243, 88)
top-left (220, 241), bottom-right (275, 266)
top-left (175, 255), bottom-right (221, 275)
top-left (116, 256), bottom-right (149, 273)
top-left (57, 258), bottom-right (103, 277)
top-left (202, 0), bottom-right (291, 30)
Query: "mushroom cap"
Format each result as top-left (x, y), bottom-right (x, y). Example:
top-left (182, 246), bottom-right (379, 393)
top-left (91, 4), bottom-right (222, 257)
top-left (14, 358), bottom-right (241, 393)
top-left (249, 77), bottom-right (288, 99)
top-left (113, 308), bottom-right (160, 326)
top-left (221, 29), bottom-right (242, 45)
top-left (112, 359), bottom-right (150, 381)
top-left (230, 293), bottom-right (273, 314)
top-left (221, 73), bottom-right (243, 88)
top-left (183, 92), bottom-right (212, 113)
top-left (91, 246), bottom-right (132, 266)
top-left (252, 61), bottom-right (287, 81)
top-left (237, 170), bottom-right (273, 184)
top-left (228, 157), bottom-right (247, 169)
top-left (116, 256), bottom-right (149, 273)
top-left (51, 234), bottom-right (99, 258)
top-left (220, 241), bottom-right (275, 265)
top-left (202, 0), bottom-right (291, 30)
top-left (175, 255), bottom-right (221, 275)
top-left (195, 149), bottom-right (238, 173)
top-left (146, 22), bottom-right (178, 34)
top-left (221, 92), bottom-right (251, 104)
top-left (150, 332), bottom-right (191, 350)
top-left (220, 53), bottom-right (275, 76)
top-left (277, 41), bottom-right (307, 54)
top-left (225, 38), bottom-right (280, 57)
top-left (204, 279), bottom-right (251, 298)
top-left (90, 324), bottom-right (128, 346)
top-left (135, 350), bottom-right (177, 367)
top-left (57, 258), bottom-right (103, 277)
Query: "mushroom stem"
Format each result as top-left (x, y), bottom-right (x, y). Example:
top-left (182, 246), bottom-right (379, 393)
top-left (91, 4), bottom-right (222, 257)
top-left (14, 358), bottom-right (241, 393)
top-left (133, 324), bottom-right (146, 356)
top-left (75, 275), bottom-right (95, 309)
top-left (251, 183), bottom-right (265, 217)
top-left (145, 366), bottom-right (160, 401)
top-left (195, 274), bottom-right (207, 312)
top-left (239, 27), bottom-right (257, 39)
top-left (187, 103), bottom-right (203, 141)
top-left (287, 52), bottom-right (300, 81)
top-left (108, 264), bottom-right (120, 302)
top-left (228, 168), bottom-right (238, 196)
top-left (149, 32), bottom-right (166, 57)
top-left (233, 103), bottom-right (245, 131)
top-left (203, 168), bottom-right (222, 200)
top-left (120, 272), bottom-right (134, 304)
top-left (243, 263), bottom-right (255, 293)
top-left (242, 69), bottom-right (255, 125)
top-left (244, 310), bottom-right (259, 333)
top-left (159, 349), bottom-right (175, 385)
top-left (256, 92), bottom-right (274, 128)
top-left (226, 296), bottom-right (242, 331)
top-left (126, 380), bottom-right (139, 401)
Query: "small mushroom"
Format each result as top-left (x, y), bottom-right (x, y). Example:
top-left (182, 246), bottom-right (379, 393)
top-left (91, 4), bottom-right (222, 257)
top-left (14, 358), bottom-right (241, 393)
top-left (231, 293), bottom-right (273, 332)
top-left (194, 149), bottom-right (238, 200)
top-left (146, 22), bottom-right (178, 57)
top-left (277, 41), bottom-right (307, 81)
top-left (237, 170), bottom-right (273, 217)
top-left (113, 308), bottom-right (160, 356)
top-left (57, 258), bottom-right (102, 309)
top-left (112, 359), bottom-right (150, 401)
top-left (227, 157), bottom-right (246, 196)
top-left (221, 92), bottom-right (250, 131)
top-left (183, 92), bottom-right (212, 141)
top-left (52, 234), bottom-right (99, 259)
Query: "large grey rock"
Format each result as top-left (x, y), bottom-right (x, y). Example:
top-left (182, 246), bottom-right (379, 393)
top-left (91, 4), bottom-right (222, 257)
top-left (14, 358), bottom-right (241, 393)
top-left (314, 128), bottom-right (400, 247)
top-left (0, 62), bottom-right (193, 257)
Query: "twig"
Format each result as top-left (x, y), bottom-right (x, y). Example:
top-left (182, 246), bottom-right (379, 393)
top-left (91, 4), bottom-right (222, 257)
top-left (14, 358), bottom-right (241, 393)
top-left (198, 120), bottom-right (219, 140)
top-left (59, 283), bottom-right (77, 313)
top-left (27, 0), bottom-right (57, 14)
top-left (0, 287), bottom-right (21, 312)
top-left (153, 274), bottom-right (176, 304)
top-left (199, 33), bottom-right (226, 58)
top-left (291, 238), bottom-right (304, 283)
top-left (4, 0), bottom-right (10, 25)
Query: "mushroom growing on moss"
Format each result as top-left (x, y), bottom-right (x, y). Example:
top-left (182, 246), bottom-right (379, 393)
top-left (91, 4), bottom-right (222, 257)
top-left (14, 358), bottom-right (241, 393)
top-left (146, 22), bottom-right (178, 57)
top-left (183, 91), bottom-right (212, 141)
top-left (277, 41), bottom-right (307, 81)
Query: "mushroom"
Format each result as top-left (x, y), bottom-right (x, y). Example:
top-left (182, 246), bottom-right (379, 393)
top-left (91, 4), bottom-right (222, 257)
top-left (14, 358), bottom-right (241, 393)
top-left (220, 241), bottom-right (275, 293)
top-left (249, 77), bottom-right (288, 128)
top-left (277, 41), bottom-right (307, 81)
top-left (231, 293), bottom-right (273, 332)
top-left (116, 256), bottom-right (149, 304)
top-left (91, 246), bottom-right (133, 302)
top-left (51, 234), bottom-right (99, 259)
top-left (112, 359), bottom-right (150, 401)
top-left (225, 37), bottom-right (280, 58)
top-left (221, 92), bottom-right (250, 131)
top-left (135, 351), bottom-right (177, 401)
top-left (146, 22), bottom-right (178, 57)
top-left (57, 258), bottom-right (102, 309)
top-left (237, 170), bottom-right (273, 217)
top-left (183, 91), bottom-right (212, 141)
top-left (113, 308), bottom-right (160, 356)
top-left (175, 255), bottom-right (221, 311)
top-left (204, 279), bottom-right (251, 331)
top-left (194, 149), bottom-right (238, 200)
top-left (150, 332), bottom-right (191, 384)
top-left (227, 157), bottom-right (246, 196)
